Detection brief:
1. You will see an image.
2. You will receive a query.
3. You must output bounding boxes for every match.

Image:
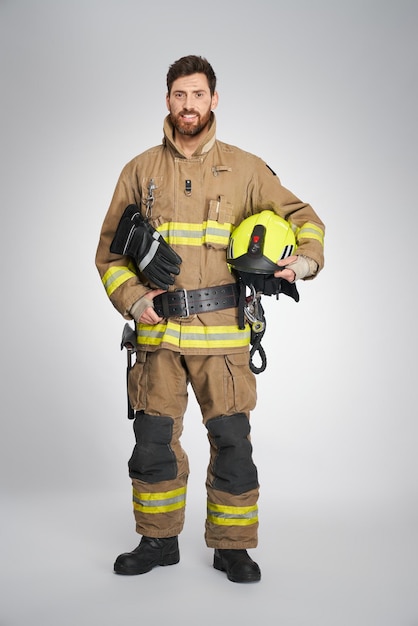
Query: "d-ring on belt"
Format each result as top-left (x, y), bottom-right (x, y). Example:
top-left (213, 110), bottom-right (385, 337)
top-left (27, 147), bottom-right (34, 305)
top-left (153, 283), bottom-right (239, 318)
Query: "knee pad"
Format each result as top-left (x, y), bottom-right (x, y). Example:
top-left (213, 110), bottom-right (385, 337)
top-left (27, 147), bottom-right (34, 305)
top-left (206, 413), bottom-right (259, 495)
top-left (128, 412), bottom-right (177, 483)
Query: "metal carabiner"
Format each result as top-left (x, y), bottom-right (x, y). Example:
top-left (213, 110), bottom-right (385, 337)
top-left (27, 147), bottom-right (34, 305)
top-left (244, 286), bottom-right (265, 333)
top-left (144, 178), bottom-right (157, 218)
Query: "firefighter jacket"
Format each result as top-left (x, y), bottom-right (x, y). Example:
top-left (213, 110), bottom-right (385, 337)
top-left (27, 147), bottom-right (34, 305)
top-left (95, 113), bottom-right (325, 355)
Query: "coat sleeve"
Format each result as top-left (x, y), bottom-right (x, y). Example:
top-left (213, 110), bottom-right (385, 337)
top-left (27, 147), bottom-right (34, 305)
top-left (95, 161), bottom-right (150, 318)
top-left (252, 157), bottom-right (325, 276)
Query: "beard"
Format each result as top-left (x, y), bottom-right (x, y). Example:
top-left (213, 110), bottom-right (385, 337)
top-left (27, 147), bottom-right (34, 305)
top-left (170, 108), bottom-right (212, 136)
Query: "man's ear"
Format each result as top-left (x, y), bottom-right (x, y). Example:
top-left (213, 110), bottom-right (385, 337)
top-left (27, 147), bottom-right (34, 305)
top-left (211, 91), bottom-right (219, 111)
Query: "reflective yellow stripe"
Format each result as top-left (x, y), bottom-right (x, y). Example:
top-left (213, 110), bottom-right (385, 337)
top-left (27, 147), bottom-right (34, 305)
top-left (102, 265), bottom-right (136, 297)
top-left (203, 220), bottom-right (232, 246)
top-left (294, 221), bottom-right (324, 246)
top-left (158, 221), bottom-right (232, 248)
top-left (136, 321), bottom-right (251, 349)
top-left (133, 487), bottom-right (186, 514)
top-left (207, 501), bottom-right (258, 527)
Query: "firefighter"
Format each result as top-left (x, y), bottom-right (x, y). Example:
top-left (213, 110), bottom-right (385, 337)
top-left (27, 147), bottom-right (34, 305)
top-left (95, 55), bottom-right (325, 583)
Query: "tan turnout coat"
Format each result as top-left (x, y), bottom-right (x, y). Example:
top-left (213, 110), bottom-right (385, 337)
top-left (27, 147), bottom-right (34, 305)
top-left (95, 114), bottom-right (325, 355)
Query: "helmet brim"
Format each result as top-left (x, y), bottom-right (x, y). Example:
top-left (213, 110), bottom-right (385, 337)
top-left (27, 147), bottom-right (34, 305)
top-left (228, 254), bottom-right (279, 274)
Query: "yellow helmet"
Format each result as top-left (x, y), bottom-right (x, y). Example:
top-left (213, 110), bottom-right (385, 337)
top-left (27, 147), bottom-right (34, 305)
top-left (227, 210), bottom-right (296, 274)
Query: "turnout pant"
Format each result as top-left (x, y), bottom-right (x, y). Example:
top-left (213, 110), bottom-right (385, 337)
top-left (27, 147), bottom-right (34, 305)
top-left (127, 348), bottom-right (259, 549)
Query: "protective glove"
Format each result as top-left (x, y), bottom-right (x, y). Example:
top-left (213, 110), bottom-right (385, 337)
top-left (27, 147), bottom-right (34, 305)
top-left (110, 205), bottom-right (182, 290)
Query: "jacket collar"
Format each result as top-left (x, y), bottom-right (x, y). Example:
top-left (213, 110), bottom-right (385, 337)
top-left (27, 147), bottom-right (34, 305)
top-left (163, 112), bottom-right (217, 157)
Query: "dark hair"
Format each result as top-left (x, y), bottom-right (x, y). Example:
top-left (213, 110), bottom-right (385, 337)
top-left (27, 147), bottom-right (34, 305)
top-left (166, 55), bottom-right (217, 95)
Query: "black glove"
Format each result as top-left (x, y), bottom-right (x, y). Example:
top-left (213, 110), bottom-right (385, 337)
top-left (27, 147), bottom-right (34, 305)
top-left (110, 205), bottom-right (182, 290)
top-left (236, 271), bottom-right (300, 302)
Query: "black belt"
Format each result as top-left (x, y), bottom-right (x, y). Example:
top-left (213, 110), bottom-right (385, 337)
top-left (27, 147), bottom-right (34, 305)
top-left (153, 283), bottom-right (239, 318)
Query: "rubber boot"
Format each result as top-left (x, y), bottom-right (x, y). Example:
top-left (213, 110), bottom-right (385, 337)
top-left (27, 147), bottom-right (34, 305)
top-left (213, 549), bottom-right (261, 583)
top-left (114, 536), bottom-right (179, 575)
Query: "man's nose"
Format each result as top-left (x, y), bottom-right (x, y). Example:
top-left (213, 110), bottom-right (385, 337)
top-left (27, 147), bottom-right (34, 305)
top-left (183, 94), bottom-right (195, 109)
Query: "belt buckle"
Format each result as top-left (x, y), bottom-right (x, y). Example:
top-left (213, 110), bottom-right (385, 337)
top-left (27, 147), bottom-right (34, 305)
top-left (175, 288), bottom-right (190, 317)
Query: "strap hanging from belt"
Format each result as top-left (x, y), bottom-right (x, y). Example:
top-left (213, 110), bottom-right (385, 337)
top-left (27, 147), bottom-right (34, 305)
top-left (236, 279), bottom-right (267, 374)
top-left (153, 283), bottom-right (239, 318)
top-left (120, 323), bottom-right (137, 420)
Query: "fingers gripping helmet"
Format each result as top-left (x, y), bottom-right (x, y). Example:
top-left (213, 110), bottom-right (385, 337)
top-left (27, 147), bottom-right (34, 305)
top-left (227, 210), bottom-right (296, 275)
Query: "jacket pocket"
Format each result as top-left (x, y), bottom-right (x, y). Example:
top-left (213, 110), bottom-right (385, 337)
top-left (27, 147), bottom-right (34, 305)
top-left (203, 196), bottom-right (235, 250)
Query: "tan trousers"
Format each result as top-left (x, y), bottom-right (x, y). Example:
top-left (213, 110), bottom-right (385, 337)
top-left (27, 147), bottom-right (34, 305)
top-left (127, 348), bottom-right (259, 549)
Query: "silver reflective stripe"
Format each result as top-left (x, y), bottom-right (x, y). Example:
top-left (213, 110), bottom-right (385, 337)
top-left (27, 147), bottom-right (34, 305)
top-left (207, 501), bottom-right (259, 526)
top-left (103, 267), bottom-right (129, 291)
top-left (132, 487), bottom-right (187, 514)
top-left (299, 226), bottom-right (321, 236)
top-left (177, 330), bottom-right (246, 341)
top-left (159, 226), bottom-right (202, 239)
top-left (133, 493), bottom-right (185, 508)
top-left (209, 509), bottom-right (258, 521)
top-left (123, 225), bottom-right (137, 254)
top-left (138, 240), bottom-right (159, 271)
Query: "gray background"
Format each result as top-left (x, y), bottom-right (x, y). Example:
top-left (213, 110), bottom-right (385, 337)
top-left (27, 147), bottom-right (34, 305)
top-left (1, 0), bottom-right (417, 624)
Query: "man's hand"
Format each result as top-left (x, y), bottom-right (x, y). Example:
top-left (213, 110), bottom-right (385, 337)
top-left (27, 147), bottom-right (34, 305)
top-left (274, 255), bottom-right (318, 282)
top-left (130, 289), bottom-right (165, 325)
top-left (274, 255), bottom-right (298, 282)
top-left (139, 289), bottom-right (165, 325)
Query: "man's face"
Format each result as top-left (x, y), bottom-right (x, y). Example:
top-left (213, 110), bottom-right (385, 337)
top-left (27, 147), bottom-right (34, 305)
top-left (166, 73), bottom-right (218, 136)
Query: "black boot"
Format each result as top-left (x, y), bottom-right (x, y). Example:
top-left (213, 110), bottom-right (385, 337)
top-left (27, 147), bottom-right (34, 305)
top-left (213, 549), bottom-right (261, 583)
top-left (114, 536), bottom-right (179, 575)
